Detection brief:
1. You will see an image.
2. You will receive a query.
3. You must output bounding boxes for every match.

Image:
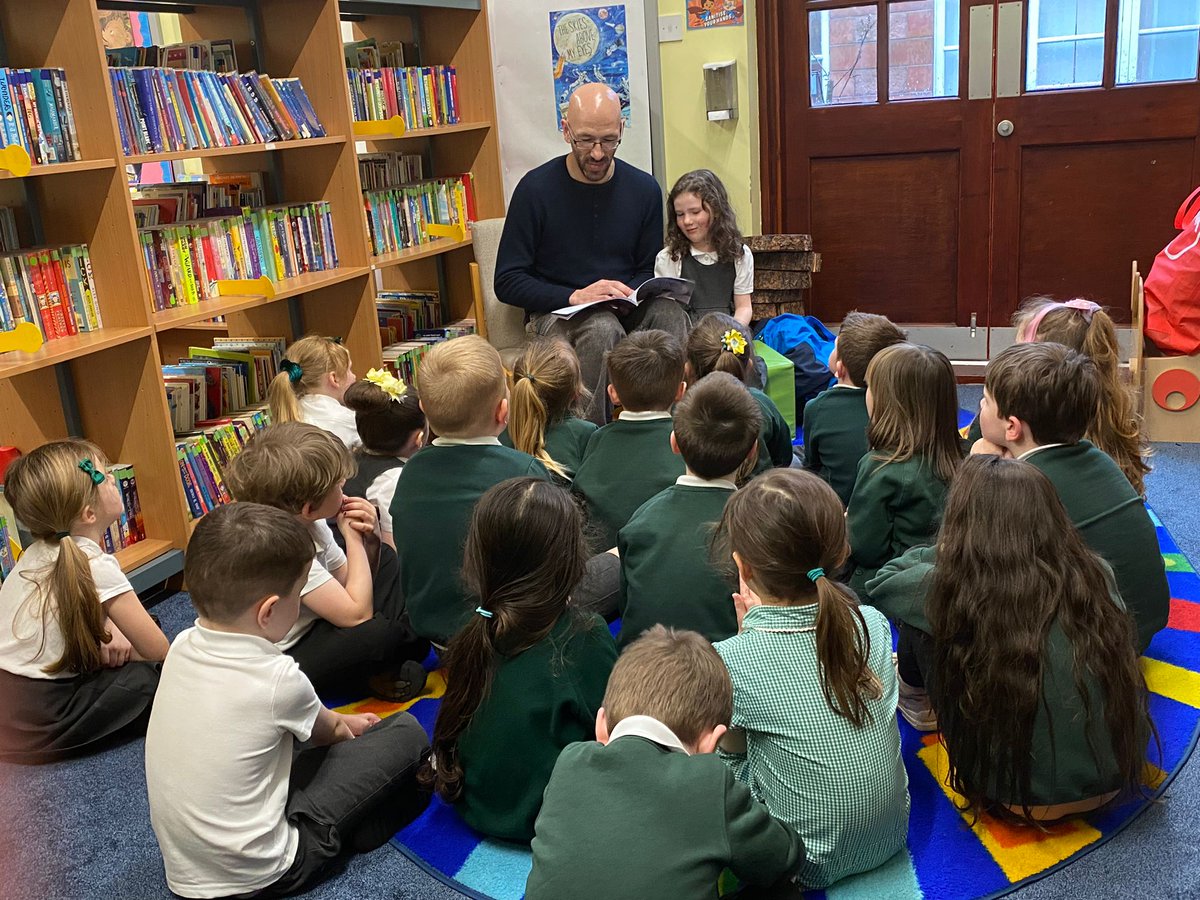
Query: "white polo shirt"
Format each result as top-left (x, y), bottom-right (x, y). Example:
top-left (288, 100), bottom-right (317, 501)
top-left (299, 393), bottom-right (360, 449)
top-left (146, 623), bottom-right (323, 898)
top-left (277, 520), bottom-right (346, 651)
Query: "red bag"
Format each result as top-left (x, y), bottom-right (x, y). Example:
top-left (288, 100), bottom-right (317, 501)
top-left (1144, 186), bottom-right (1200, 355)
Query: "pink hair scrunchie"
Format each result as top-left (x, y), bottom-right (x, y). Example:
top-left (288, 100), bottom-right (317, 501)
top-left (1021, 299), bottom-right (1102, 343)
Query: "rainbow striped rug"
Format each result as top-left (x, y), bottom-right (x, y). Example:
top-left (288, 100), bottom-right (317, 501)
top-left (337, 509), bottom-right (1200, 900)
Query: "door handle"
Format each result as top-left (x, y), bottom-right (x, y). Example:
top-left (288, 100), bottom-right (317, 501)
top-left (997, 119), bottom-right (1014, 137)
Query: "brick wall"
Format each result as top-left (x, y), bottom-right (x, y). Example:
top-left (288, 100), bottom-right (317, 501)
top-left (817, 1), bottom-right (937, 104)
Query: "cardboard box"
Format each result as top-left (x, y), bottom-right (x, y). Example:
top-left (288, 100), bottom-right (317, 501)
top-left (1130, 262), bottom-right (1200, 443)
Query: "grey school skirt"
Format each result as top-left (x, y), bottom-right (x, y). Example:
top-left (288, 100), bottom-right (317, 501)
top-left (0, 662), bottom-right (159, 764)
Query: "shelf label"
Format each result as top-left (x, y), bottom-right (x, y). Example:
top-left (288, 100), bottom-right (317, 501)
top-left (427, 222), bottom-right (467, 243)
top-left (0, 144), bottom-right (32, 177)
top-left (353, 116), bottom-right (407, 139)
top-left (212, 276), bottom-right (276, 300)
top-left (0, 322), bottom-right (44, 356)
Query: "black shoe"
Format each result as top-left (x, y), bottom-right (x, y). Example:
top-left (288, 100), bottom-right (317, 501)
top-left (367, 660), bottom-right (428, 703)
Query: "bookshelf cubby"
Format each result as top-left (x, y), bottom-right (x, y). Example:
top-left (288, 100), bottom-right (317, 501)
top-left (0, 0), bottom-right (503, 588)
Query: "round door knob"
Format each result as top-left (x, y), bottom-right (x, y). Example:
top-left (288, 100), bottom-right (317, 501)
top-left (997, 119), bottom-right (1015, 137)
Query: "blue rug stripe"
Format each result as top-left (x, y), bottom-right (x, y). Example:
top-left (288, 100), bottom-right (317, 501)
top-left (455, 841), bottom-right (533, 900)
top-left (826, 848), bottom-right (923, 899)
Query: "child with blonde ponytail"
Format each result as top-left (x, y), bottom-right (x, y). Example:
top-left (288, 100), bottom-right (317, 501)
top-left (505, 339), bottom-right (596, 480)
top-left (268, 334), bottom-right (360, 448)
top-left (0, 440), bottom-right (168, 762)
top-left (714, 468), bottom-right (909, 888)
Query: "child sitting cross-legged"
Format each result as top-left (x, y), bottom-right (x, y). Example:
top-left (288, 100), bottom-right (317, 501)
top-left (803, 311), bottom-right (907, 506)
top-left (715, 469), bottom-right (910, 889)
top-left (526, 625), bottom-right (804, 900)
top-left (146, 502), bottom-right (429, 899)
top-left (421, 477), bottom-right (617, 842)
top-left (225, 422), bottom-right (428, 702)
top-left (618, 371), bottom-right (761, 647)
top-left (971, 342), bottom-right (1168, 651)
top-left (868, 455), bottom-right (1153, 822)
top-left (572, 329), bottom-right (687, 551)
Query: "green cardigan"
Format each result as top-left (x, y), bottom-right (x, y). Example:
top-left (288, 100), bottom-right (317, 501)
top-left (390, 442), bottom-right (549, 644)
top-left (868, 546), bottom-right (1130, 806)
top-left (846, 454), bottom-right (950, 597)
top-left (456, 611), bottom-right (616, 842)
top-left (617, 482), bottom-right (737, 647)
top-left (1023, 441), bottom-right (1168, 652)
top-left (748, 387), bottom-right (795, 475)
top-left (572, 417), bottom-right (684, 551)
top-left (500, 415), bottom-right (598, 480)
top-left (802, 385), bottom-right (870, 506)
top-left (526, 735), bottom-right (804, 899)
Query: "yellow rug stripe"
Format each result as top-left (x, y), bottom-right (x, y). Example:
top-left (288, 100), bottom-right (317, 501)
top-left (335, 668), bottom-right (448, 717)
top-left (1141, 658), bottom-right (1200, 709)
top-left (917, 741), bottom-right (1102, 882)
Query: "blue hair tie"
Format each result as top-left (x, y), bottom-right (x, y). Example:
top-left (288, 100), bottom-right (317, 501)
top-left (475, 606), bottom-right (494, 619)
top-left (280, 359), bottom-right (303, 384)
top-left (807, 568), bottom-right (825, 582)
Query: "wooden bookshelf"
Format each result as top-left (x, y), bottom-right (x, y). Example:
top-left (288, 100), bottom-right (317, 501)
top-left (0, 0), bottom-right (504, 582)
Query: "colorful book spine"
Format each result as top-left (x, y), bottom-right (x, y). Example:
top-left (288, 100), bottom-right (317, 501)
top-left (346, 64), bottom-right (459, 130)
top-left (360, 175), bottom-right (475, 255)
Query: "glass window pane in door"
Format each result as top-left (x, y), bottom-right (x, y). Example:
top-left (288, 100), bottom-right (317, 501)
top-left (888, 0), bottom-right (959, 99)
top-left (1027, 0), bottom-right (1107, 90)
top-left (1117, 0), bottom-right (1200, 84)
top-left (810, 6), bottom-right (879, 106)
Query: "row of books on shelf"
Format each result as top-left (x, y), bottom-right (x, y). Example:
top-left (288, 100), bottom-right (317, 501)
top-left (364, 175), bottom-right (476, 257)
top-left (344, 38), bottom-right (410, 70)
top-left (0, 208), bottom-right (21, 253)
top-left (0, 244), bottom-right (101, 341)
top-left (141, 201), bottom-right (339, 312)
top-left (377, 290), bottom-right (442, 345)
top-left (106, 39), bottom-right (238, 74)
top-left (165, 338), bottom-right (284, 433)
top-left (109, 67), bottom-right (325, 157)
top-left (347, 65), bottom-right (459, 131)
top-left (358, 152), bottom-right (423, 192)
top-left (383, 318), bottom-right (476, 386)
top-left (0, 68), bottom-right (81, 166)
top-left (176, 407), bottom-right (272, 521)
top-left (132, 173), bottom-right (266, 227)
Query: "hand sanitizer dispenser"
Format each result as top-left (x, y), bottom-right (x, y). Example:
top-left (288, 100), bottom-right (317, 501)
top-left (703, 60), bottom-right (738, 121)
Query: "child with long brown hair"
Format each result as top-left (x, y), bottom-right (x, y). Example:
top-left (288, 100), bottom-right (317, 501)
top-left (868, 455), bottom-right (1153, 823)
top-left (1015, 296), bottom-right (1150, 495)
top-left (0, 440), bottom-right (168, 761)
top-left (655, 169), bottom-right (754, 325)
top-left (686, 313), bottom-right (794, 475)
top-left (267, 334), bottom-right (360, 448)
top-left (714, 469), bottom-right (909, 888)
top-left (505, 338), bottom-right (596, 480)
top-left (846, 342), bottom-right (962, 595)
top-left (421, 477), bottom-right (617, 842)
top-left (342, 372), bottom-right (426, 548)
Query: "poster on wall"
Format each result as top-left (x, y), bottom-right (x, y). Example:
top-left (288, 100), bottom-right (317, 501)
top-left (549, 6), bottom-right (631, 129)
top-left (687, 0), bottom-right (745, 29)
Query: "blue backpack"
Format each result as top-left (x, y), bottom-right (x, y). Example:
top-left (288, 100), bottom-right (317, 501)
top-left (754, 315), bottom-right (837, 420)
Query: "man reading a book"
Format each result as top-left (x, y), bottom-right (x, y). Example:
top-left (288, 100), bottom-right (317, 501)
top-left (495, 83), bottom-right (687, 425)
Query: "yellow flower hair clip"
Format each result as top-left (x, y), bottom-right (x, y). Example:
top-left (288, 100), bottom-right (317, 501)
top-left (721, 329), bottom-right (748, 356)
top-left (364, 367), bottom-right (407, 402)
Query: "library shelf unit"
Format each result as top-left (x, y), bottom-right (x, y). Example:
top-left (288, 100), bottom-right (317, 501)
top-left (0, 0), bottom-right (504, 589)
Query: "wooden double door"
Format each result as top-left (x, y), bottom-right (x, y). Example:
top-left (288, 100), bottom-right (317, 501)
top-left (759, 0), bottom-right (1200, 358)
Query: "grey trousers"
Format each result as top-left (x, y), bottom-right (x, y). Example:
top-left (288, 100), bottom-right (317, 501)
top-left (530, 298), bottom-right (690, 425)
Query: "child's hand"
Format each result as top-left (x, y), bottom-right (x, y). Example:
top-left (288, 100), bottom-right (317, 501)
top-left (338, 497), bottom-right (378, 534)
top-left (970, 438), bottom-right (1011, 458)
top-left (733, 574), bottom-right (762, 632)
top-left (100, 621), bottom-right (133, 667)
top-left (340, 712), bottom-right (381, 737)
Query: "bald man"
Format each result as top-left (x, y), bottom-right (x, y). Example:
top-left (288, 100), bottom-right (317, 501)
top-left (494, 84), bottom-right (687, 424)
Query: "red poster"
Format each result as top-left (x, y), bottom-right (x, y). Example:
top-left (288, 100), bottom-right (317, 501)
top-left (687, 0), bottom-right (745, 29)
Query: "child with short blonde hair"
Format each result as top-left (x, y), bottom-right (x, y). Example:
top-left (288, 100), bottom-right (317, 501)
top-left (527, 625), bottom-right (803, 899)
top-left (226, 422), bottom-right (427, 701)
top-left (504, 338), bottom-right (596, 480)
top-left (268, 334), bottom-right (359, 448)
top-left (715, 469), bottom-right (909, 888)
top-left (846, 342), bottom-right (962, 595)
top-left (0, 440), bottom-right (167, 762)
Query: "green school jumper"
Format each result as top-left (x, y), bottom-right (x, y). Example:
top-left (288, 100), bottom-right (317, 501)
top-left (1023, 441), bottom-right (1169, 652)
top-left (749, 386), bottom-right (795, 475)
top-left (390, 442), bottom-right (549, 644)
top-left (456, 612), bottom-right (616, 842)
top-left (617, 479), bottom-right (737, 647)
top-left (802, 385), bottom-right (869, 506)
top-left (500, 416), bottom-right (598, 480)
top-left (869, 546), bottom-right (1130, 806)
top-left (526, 734), bottom-right (804, 899)
top-left (847, 454), bottom-right (950, 598)
top-left (571, 416), bottom-right (684, 551)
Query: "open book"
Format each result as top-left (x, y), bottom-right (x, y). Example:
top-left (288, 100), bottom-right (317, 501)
top-left (550, 276), bottom-right (695, 319)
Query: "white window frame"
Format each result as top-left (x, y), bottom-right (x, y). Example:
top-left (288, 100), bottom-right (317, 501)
top-left (933, 0), bottom-right (961, 96)
top-left (810, 10), bottom-right (833, 105)
top-left (1026, 0), bottom-right (1106, 90)
top-left (1115, 0), bottom-right (1200, 84)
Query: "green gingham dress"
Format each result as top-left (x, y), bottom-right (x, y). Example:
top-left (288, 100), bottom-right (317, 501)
top-left (715, 603), bottom-right (910, 888)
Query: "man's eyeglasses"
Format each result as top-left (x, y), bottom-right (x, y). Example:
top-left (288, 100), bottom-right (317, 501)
top-left (566, 125), bottom-right (621, 151)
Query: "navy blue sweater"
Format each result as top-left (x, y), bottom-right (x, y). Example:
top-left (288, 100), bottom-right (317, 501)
top-left (494, 156), bottom-right (663, 314)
